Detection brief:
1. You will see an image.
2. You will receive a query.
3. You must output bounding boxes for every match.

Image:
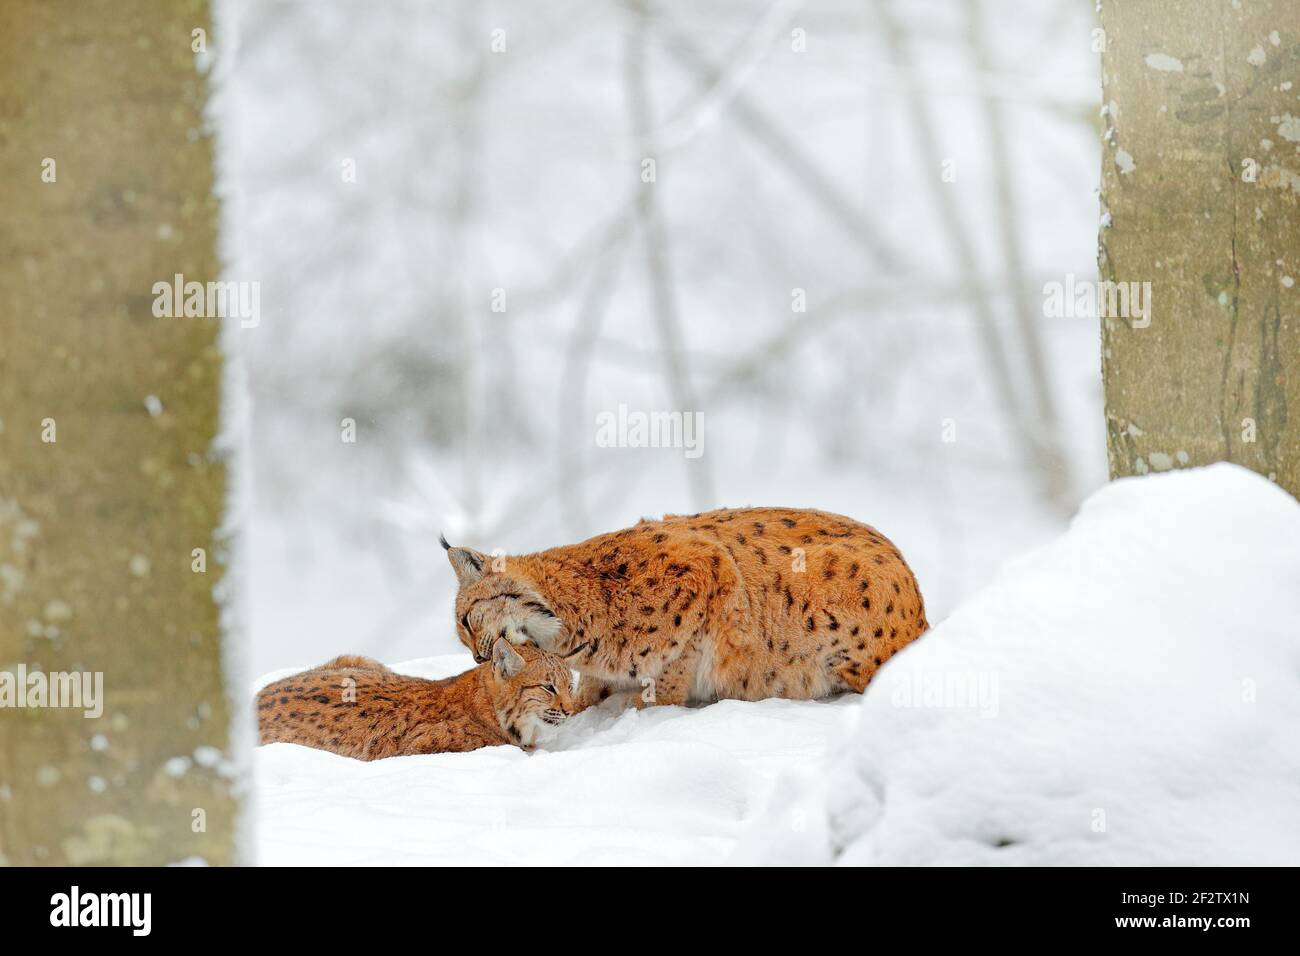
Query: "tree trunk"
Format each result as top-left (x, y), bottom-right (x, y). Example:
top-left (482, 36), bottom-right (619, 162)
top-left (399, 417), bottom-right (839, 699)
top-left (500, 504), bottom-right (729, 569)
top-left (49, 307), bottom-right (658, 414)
top-left (0, 0), bottom-right (240, 864)
top-left (1099, 0), bottom-right (1299, 497)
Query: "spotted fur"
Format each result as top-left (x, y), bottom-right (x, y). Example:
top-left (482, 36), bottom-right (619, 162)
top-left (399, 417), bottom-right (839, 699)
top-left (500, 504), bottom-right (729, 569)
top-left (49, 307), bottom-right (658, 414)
top-left (444, 507), bottom-right (927, 708)
top-left (256, 640), bottom-right (576, 759)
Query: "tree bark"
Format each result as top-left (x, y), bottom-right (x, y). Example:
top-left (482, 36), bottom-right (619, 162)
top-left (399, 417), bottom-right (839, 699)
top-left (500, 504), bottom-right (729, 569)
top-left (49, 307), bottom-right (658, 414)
top-left (1099, 0), bottom-right (1299, 496)
top-left (0, 0), bottom-right (239, 864)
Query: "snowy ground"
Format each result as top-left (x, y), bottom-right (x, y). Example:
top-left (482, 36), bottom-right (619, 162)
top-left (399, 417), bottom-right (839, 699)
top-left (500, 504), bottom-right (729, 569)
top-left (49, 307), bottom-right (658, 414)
top-left (254, 464), bottom-right (1300, 866)
top-left (741, 463), bottom-right (1300, 865)
top-left (255, 656), bottom-right (859, 865)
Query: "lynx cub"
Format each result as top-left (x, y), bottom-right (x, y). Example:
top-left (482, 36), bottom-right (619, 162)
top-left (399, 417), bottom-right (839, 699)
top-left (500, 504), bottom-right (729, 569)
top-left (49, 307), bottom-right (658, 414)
top-left (443, 507), bottom-right (927, 707)
top-left (256, 639), bottom-right (576, 759)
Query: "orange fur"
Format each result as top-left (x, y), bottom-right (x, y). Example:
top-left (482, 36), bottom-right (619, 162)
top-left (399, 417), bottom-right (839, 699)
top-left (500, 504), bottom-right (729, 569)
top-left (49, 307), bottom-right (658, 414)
top-left (445, 507), bottom-right (927, 707)
top-left (256, 641), bottom-right (577, 759)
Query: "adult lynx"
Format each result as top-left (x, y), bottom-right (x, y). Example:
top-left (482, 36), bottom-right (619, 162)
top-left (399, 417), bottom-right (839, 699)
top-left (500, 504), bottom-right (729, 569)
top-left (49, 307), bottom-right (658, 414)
top-left (443, 507), bottom-right (927, 707)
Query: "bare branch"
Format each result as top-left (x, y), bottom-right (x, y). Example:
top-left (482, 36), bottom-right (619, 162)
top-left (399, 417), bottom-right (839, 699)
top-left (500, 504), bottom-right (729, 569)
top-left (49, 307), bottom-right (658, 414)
top-left (871, 0), bottom-right (1071, 510)
top-left (968, 0), bottom-right (1073, 503)
top-left (626, 0), bottom-right (716, 509)
top-left (558, 211), bottom-right (635, 538)
top-left (650, 11), bottom-right (907, 273)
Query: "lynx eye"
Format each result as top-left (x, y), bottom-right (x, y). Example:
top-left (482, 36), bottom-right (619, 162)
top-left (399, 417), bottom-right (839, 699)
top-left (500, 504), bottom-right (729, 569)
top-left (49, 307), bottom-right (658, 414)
top-left (543, 684), bottom-right (557, 695)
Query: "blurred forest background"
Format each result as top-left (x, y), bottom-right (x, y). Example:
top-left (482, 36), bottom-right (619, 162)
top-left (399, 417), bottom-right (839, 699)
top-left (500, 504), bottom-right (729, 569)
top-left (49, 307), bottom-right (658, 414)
top-left (212, 0), bottom-right (1108, 674)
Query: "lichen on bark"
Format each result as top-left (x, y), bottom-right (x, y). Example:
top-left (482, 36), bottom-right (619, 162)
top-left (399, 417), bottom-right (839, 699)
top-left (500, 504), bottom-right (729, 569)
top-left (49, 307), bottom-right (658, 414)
top-left (1099, 0), bottom-right (1298, 498)
top-left (0, 0), bottom-right (238, 864)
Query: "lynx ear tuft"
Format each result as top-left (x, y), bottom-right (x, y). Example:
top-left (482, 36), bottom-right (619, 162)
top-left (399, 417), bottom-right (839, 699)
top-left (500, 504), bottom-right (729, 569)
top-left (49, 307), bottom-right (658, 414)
top-left (439, 533), bottom-right (452, 552)
top-left (446, 542), bottom-right (485, 585)
top-left (491, 638), bottom-right (525, 680)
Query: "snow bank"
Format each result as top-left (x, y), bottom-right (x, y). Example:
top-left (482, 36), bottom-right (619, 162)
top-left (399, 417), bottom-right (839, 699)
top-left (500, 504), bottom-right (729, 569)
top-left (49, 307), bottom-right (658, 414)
top-left (739, 463), bottom-right (1300, 865)
top-left (254, 655), bottom-right (858, 865)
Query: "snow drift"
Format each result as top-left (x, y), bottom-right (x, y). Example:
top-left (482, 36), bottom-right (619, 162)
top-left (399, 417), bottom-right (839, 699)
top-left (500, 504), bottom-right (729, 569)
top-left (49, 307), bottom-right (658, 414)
top-left (254, 672), bottom-right (857, 865)
top-left (254, 464), bottom-right (1300, 865)
top-left (739, 462), bottom-right (1300, 865)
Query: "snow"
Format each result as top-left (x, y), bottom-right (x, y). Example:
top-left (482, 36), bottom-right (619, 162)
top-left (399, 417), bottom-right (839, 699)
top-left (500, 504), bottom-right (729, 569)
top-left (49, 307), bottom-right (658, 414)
top-left (740, 463), bottom-right (1300, 865)
top-left (255, 654), bottom-right (858, 865)
top-left (254, 464), bottom-right (1300, 866)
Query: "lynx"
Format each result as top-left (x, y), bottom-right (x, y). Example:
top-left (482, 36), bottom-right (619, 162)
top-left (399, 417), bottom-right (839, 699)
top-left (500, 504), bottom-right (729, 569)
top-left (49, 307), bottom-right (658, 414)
top-left (443, 507), bottom-right (927, 707)
top-left (256, 639), bottom-right (576, 759)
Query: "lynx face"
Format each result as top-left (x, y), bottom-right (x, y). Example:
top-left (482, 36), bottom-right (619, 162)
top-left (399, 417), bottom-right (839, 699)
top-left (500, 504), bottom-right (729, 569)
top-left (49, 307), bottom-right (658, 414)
top-left (487, 639), bottom-right (577, 747)
top-left (443, 538), bottom-right (566, 662)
